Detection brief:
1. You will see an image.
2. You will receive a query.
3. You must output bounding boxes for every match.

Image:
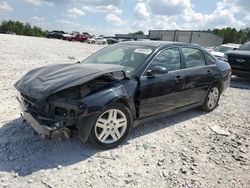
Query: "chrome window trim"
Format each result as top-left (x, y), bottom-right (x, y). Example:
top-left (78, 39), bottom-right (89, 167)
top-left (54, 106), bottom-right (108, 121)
top-left (140, 47), bottom-right (216, 78)
top-left (141, 64), bottom-right (216, 78)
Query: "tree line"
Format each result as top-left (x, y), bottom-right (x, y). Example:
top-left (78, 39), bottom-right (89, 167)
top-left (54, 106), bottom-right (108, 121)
top-left (211, 27), bottom-right (250, 44)
top-left (0, 20), bottom-right (46, 37)
top-left (0, 20), bottom-right (250, 44)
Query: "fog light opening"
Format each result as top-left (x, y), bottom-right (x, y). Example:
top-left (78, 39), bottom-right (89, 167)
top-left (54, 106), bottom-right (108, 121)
top-left (55, 107), bottom-right (68, 117)
top-left (70, 109), bottom-right (76, 117)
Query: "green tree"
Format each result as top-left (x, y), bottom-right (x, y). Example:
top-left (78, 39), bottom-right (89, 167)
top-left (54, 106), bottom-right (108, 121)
top-left (212, 27), bottom-right (250, 44)
top-left (129, 31), bottom-right (144, 35)
top-left (0, 20), bottom-right (46, 37)
top-left (23, 23), bottom-right (32, 36)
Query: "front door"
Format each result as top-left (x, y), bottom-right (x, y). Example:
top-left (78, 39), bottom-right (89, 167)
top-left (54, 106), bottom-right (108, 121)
top-left (139, 47), bottom-right (186, 118)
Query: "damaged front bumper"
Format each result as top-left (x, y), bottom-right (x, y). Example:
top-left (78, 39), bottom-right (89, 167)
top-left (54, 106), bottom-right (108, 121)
top-left (21, 110), bottom-right (55, 139)
top-left (17, 94), bottom-right (76, 139)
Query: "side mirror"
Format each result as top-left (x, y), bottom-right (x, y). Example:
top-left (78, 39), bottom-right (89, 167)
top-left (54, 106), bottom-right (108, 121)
top-left (147, 65), bottom-right (168, 77)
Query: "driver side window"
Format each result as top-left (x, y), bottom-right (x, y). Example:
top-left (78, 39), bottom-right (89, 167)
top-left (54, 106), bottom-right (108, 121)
top-left (150, 48), bottom-right (181, 72)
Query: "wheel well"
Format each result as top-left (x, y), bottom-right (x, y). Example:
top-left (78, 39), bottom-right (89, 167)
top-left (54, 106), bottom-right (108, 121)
top-left (213, 81), bottom-right (223, 93)
top-left (115, 98), bottom-right (137, 120)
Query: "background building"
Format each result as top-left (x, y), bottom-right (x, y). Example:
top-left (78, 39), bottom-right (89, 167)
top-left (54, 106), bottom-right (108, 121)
top-left (115, 34), bottom-right (149, 40)
top-left (149, 30), bottom-right (223, 47)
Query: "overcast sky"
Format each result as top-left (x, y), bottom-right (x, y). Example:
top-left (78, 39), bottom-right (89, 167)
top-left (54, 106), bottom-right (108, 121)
top-left (0, 0), bottom-right (249, 35)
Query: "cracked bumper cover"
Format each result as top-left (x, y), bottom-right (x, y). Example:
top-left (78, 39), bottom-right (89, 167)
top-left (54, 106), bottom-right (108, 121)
top-left (22, 110), bottom-right (55, 139)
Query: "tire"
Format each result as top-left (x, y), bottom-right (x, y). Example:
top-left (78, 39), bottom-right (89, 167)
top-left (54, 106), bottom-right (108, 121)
top-left (102, 42), bottom-right (106, 45)
top-left (91, 41), bottom-right (95, 44)
top-left (87, 103), bottom-right (132, 149)
top-left (201, 85), bottom-right (220, 112)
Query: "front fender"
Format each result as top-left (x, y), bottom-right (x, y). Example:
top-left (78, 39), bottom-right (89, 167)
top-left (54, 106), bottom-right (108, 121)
top-left (76, 80), bottom-right (138, 142)
top-left (80, 80), bottom-right (137, 117)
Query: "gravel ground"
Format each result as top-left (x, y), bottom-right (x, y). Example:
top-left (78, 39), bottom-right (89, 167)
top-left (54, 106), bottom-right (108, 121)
top-left (0, 34), bottom-right (249, 188)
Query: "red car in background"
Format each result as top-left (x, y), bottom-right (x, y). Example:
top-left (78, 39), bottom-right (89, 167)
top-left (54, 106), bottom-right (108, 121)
top-left (67, 34), bottom-right (89, 42)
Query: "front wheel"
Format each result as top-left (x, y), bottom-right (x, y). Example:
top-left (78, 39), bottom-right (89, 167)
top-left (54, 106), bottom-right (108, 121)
top-left (87, 103), bottom-right (132, 149)
top-left (201, 85), bottom-right (220, 112)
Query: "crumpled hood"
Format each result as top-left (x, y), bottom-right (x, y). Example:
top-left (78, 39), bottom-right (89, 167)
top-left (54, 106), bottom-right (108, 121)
top-left (15, 63), bottom-right (124, 101)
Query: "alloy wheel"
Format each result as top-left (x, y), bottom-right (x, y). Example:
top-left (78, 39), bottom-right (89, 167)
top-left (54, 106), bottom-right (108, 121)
top-left (207, 87), bottom-right (219, 110)
top-left (94, 109), bottom-right (127, 144)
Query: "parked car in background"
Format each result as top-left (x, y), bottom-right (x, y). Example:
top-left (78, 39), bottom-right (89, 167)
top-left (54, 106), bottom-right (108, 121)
top-left (107, 37), bottom-right (118, 44)
top-left (87, 37), bottom-right (107, 44)
top-left (87, 37), bottom-right (96, 44)
top-left (67, 34), bottom-right (89, 42)
top-left (206, 46), bottom-right (217, 52)
top-left (95, 37), bottom-right (107, 45)
top-left (62, 33), bottom-right (71, 40)
top-left (15, 41), bottom-right (231, 148)
top-left (47, 31), bottom-right (64, 39)
top-left (66, 32), bottom-right (77, 40)
top-left (211, 43), bottom-right (241, 61)
top-left (82, 32), bottom-right (90, 37)
top-left (118, 38), bottom-right (134, 43)
top-left (225, 41), bottom-right (250, 78)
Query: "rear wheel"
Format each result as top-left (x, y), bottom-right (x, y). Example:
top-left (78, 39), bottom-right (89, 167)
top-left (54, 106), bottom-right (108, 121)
top-left (201, 85), bottom-right (220, 112)
top-left (88, 103), bottom-right (132, 149)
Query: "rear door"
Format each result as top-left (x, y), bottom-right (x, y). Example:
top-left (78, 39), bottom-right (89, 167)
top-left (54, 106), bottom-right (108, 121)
top-left (139, 47), bottom-right (186, 118)
top-left (180, 47), bottom-right (215, 105)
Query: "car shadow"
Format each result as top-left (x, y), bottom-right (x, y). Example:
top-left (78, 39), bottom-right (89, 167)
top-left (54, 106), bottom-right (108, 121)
top-left (230, 76), bottom-right (250, 90)
top-left (0, 117), bottom-right (100, 176)
top-left (129, 108), bottom-right (204, 140)
top-left (0, 109), bottom-right (204, 176)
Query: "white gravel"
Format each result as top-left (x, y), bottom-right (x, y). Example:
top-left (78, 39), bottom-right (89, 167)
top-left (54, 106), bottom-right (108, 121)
top-left (0, 34), bottom-right (249, 188)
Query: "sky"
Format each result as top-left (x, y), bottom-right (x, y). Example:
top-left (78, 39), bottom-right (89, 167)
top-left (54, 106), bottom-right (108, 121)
top-left (0, 0), bottom-right (250, 35)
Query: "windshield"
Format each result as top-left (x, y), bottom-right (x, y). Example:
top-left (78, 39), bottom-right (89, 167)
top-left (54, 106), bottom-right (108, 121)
top-left (215, 46), bottom-right (234, 53)
top-left (238, 42), bottom-right (250, 51)
top-left (81, 44), bottom-right (155, 75)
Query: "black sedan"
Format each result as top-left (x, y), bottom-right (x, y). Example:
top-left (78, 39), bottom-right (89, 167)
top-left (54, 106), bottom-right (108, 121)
top-left (226, 41), bottom-right (250, 78)
top-left (15, 41), bottom-right (231, 148)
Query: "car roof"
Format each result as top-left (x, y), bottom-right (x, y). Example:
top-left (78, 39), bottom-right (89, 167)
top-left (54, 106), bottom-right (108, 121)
top-left (221, 43), bottom-right (241, 48)
top-left (120, 41), bottom-right (200, 48)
